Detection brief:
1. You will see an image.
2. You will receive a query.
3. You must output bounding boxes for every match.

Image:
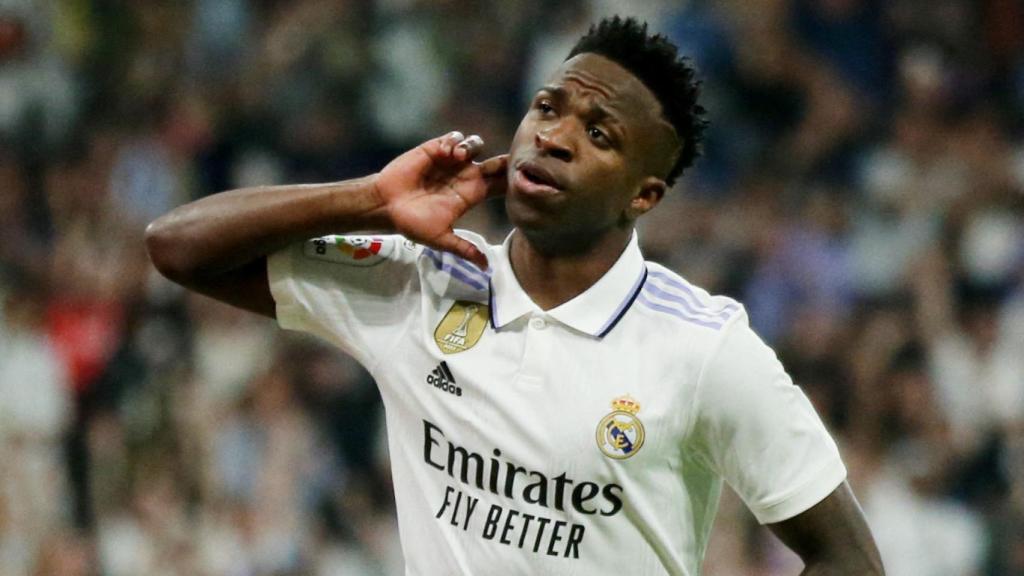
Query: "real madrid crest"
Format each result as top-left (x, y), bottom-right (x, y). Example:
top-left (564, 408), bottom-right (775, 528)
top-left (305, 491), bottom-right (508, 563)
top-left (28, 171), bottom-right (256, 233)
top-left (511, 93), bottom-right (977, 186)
top-left (434, 301), bottom-right (488, 354)
top-left (596, 395), bottom-right (645, 459)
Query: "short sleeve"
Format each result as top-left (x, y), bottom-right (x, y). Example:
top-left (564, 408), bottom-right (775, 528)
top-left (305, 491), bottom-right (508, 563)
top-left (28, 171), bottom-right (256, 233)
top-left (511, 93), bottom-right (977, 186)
top-left (688, 311), bottom-right (847, 525)
top-left (267, 234), bottom-right (421, 368)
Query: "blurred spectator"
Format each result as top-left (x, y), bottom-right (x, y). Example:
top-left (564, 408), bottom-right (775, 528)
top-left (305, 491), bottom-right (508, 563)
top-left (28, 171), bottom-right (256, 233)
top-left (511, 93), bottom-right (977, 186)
top-left (0, 271), bottom-right (73, 576)
top-left (914, 248), bottom-right (1024, 457)
top-left (0, 1), bottom-right (79, 152)
top-left (852, 344), bottom-right (987, 576)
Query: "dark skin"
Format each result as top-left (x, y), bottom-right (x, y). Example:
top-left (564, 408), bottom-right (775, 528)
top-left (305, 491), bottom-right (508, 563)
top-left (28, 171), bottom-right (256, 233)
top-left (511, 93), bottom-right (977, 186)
top-left (146, 53), bottom-right (883, 575)
top-left (505, 54), bottom-right (678, 308)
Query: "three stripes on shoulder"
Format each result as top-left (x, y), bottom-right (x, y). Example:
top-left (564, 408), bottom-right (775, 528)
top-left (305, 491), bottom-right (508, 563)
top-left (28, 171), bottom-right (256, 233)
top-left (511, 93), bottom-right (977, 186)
top-left (637, 268), bottom-right (739, 330)
top-left (423, 248), bottom-right (490, 291)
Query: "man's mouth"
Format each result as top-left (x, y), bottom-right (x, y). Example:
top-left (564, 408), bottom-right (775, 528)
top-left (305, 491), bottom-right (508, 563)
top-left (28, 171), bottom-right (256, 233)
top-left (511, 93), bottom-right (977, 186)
top-left (513, 161), bottom-right (563, 196)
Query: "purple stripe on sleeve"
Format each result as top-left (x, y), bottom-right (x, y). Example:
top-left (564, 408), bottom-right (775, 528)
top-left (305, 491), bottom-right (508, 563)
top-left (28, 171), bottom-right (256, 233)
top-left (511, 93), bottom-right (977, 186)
top-left (423, 247), bottom-right (444, 268)
top-left (643, 281), bottom-right (736, 321)
top-left (446, 265), bottom-right (487, 291)
top-left (422, 249), bottom-right (487, 291)
top-left (637, 291), bottom-right (725, 329)
top-left (424, 248), bottom-right (490, 284)
top-left (647, 270), bottom-right (739, 315)
top-left (450, 254), bottom-right (491, 281)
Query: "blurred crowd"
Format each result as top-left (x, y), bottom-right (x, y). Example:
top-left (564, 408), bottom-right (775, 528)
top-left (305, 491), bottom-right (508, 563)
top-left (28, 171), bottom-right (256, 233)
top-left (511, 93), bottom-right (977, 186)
top-left (0, 0), bottom-right (1022, 575)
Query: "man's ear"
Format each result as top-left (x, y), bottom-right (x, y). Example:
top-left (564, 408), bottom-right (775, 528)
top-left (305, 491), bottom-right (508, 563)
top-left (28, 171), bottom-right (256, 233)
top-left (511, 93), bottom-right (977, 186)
top-left (627, 177), bottom-right (667, 219)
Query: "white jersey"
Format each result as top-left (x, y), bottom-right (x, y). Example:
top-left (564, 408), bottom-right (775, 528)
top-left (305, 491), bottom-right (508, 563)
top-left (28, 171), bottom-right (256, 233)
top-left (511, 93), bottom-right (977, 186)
top-left (268, 230), bottom-right (846, 576)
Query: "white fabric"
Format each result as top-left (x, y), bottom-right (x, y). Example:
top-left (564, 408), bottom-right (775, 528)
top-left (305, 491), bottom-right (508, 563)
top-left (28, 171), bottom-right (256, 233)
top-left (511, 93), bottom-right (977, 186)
top-left (863, 462), bottom-right (985, 576)
top-left (929, 331), bottom-right (1024, 449)
top-left (267, 230), bottom-right (846, 576)
top-left (0, 329), bottom-right (71, 439)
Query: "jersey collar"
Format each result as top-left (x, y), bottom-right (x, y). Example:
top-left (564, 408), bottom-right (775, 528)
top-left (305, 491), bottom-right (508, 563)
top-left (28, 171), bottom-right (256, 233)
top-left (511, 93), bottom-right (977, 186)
top-left (488, 230), bottom-right (648, 338)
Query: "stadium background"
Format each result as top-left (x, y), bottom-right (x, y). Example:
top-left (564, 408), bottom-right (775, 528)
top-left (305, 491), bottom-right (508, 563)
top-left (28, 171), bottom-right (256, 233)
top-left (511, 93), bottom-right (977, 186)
top-left (1, 0), bottom-right (1023, 574)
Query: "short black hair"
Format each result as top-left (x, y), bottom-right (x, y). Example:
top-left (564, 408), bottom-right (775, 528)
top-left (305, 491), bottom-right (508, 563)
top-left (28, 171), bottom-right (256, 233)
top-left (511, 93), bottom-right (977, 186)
top-left (568, 16), bottom-right (706, 186)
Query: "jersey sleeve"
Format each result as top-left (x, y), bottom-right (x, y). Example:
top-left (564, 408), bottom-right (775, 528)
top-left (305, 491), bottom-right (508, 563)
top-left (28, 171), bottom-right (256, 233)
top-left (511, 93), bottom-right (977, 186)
top-left (687, 311), bottom-right (847, 525)
top-left (266, 234), bottom-right (421, 368)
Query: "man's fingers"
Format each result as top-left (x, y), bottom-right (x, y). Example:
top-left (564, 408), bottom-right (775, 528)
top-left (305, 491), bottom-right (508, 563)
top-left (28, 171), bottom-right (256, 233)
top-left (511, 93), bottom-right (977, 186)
top-left (420, 131), bottom-right (485, 165)
top-left (476, 154), bottom-right (509, 198)
top-left (434, 233), bottom-right (489, 271)
top-left (454, 135), bottom-right (484, 162)
top-left (419, 131), bottom-right (466, 163)
top-left (441, 131), bottom-right (465, 156)
top-left (477, 154), bottom-right (508, 177)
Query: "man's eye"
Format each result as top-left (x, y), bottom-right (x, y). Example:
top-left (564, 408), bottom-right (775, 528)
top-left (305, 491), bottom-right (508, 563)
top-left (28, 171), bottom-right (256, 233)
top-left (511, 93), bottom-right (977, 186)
top-left (537, 101), bottom-right (554, 115)
top-left (588, 126), bottom-right (607, 142)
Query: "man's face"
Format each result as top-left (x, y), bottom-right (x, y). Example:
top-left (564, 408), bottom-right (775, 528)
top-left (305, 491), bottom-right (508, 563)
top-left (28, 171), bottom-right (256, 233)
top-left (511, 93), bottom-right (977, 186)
top-left (506, 53), bottom-right (679, 250)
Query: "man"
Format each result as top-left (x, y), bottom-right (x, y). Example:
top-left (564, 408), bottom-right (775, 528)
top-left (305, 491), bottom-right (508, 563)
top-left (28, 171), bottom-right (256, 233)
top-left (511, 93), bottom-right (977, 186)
top-left (147, 17), bottom-right (884, 576)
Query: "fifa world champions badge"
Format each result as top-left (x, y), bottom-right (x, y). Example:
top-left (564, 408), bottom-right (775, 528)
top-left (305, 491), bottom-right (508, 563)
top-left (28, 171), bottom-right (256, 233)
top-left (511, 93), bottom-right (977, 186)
top-left (597, 395), bottom-right (645, 459)
top-left (434, 301), bottom-right (489, 354)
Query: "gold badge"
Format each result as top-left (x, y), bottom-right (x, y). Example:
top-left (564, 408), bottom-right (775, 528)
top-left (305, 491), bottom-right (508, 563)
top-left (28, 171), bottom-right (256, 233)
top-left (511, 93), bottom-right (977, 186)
top-left (596, 395), bottom-right (645, 459)
top-left (434, 301), bottom-right (488, 354)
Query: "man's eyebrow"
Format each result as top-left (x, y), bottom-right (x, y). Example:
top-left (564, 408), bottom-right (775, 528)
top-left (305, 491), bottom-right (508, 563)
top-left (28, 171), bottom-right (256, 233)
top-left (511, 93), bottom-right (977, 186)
top-left (538, 86), bottom-right (622, 122)
top-left (537, 86), bottom-right (566, 99)
top-left (589, 104), bottom-right (622, 124)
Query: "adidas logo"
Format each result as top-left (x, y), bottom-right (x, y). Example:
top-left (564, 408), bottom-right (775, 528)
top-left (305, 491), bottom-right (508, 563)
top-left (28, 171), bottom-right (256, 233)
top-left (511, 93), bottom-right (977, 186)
top-left (426, 361), bottom-right (462, 397)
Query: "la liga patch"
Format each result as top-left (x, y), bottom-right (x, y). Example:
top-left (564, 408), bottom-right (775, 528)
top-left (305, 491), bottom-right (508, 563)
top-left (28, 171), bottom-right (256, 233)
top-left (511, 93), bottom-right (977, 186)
top-left (303, 235), bottom-right (394, 266)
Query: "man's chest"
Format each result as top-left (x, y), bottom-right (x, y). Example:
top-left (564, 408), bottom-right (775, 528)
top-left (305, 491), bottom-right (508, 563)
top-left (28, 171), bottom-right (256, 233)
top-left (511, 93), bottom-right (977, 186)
top-left (373, 299), bottom-right (700, 486)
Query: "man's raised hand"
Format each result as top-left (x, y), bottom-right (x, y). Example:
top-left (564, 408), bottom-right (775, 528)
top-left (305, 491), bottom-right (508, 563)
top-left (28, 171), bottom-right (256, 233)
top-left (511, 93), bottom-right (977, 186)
top-left (373, 131), bottom-right (508, 270)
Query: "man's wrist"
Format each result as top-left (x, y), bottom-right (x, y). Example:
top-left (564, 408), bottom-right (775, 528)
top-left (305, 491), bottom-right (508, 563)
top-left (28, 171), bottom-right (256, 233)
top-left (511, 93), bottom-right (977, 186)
top-left (325, 174), bottom-right (395, 232)
top-left (366, 172), bottom-right (386, 211)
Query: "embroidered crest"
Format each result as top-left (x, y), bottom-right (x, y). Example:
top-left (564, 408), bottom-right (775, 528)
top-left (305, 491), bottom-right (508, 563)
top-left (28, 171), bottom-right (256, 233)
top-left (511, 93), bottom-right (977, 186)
top-left (596, 395), bottom-right (645, 459)
top-left (304, 235), bottom-right (393, 266)
top-left (434, 301), bottom-right (488, 354)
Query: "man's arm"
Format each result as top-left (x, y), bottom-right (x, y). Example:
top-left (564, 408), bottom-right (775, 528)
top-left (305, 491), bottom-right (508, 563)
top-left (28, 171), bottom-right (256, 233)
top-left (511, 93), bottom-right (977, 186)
top-left (768, 481), bottom-right (885, 575)
top-left (686, 311), bottom-right (883, 574)
top-left (144, 132), bottom-right (507, 316)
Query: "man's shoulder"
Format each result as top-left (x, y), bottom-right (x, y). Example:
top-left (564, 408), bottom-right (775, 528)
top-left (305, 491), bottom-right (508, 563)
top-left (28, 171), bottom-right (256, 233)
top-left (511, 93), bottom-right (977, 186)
top-left (413, 230), bottom-right (494, 299)
top-left (636, 261), bottom-right (745, 333)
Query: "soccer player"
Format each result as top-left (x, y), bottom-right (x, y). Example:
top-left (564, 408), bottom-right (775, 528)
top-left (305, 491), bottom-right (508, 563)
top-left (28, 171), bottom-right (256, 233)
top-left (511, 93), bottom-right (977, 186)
top-left (147, 17), bottom-right (883, 576)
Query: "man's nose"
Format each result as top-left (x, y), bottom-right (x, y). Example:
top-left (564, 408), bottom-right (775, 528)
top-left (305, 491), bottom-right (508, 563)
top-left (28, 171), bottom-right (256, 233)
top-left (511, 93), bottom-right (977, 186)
top-left (535, 124), bottom-right (573, 162)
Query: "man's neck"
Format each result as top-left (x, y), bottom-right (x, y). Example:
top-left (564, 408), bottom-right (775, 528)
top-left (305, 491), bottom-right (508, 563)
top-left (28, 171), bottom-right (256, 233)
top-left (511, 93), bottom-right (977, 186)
top-left (508, 227), bottom-right (634, 311)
